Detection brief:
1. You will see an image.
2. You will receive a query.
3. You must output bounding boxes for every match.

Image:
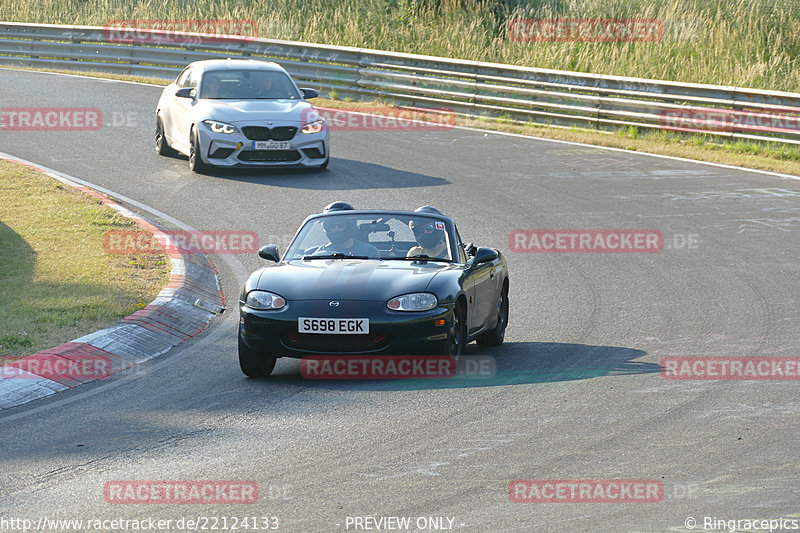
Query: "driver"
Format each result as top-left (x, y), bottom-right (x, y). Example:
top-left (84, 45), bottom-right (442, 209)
top-left (313, 201), bottom-right (380, 258)
top-left (407, 206), bottom-right (449, 259)
top-left (201, 75), bottom-right (222, 98)
top-left (251, 73), bottom-right (275, 98)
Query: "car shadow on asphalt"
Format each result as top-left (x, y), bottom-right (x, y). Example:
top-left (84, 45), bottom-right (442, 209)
top-left (186, 158), bottom-right (451, 189)
top-left (260, 341), bottom-right (660, 391)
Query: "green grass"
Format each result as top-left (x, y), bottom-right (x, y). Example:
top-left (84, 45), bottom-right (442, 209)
top-left (0, 160), bottom-right (169, 356)
top-left (0, 0), bottom-right (798, 92)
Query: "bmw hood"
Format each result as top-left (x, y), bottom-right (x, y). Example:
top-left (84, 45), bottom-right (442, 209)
top-left (254, 260), bottom-right (452, 301)
top-left (195, 99), bottom-right (315, 124)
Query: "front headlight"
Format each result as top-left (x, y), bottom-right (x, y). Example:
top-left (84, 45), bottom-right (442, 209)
top-left (301, 119), bottom-right (325, 134)
top-left (202, 120), bottom-right (238, 134)
top-left (387, 293), bottom-right (438, 312)
top-left (245, 290), bottom-right (286, 310)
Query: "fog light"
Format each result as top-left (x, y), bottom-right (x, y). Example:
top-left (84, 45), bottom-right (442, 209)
top-left (434, 319), bottom-right (446, 326)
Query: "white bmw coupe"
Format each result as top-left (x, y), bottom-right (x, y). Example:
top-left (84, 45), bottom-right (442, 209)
top-left (155, 59), bottom-right (329, 172)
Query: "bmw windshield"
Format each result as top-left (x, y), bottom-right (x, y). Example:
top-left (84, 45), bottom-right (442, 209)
top-left (199, 69), bottom-right (302, 100)
top-left (284, 214), bottom-right (454, 262)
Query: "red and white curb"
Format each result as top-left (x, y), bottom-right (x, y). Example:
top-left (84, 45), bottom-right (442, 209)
top-left (0, 156), bottom-right (225, 410)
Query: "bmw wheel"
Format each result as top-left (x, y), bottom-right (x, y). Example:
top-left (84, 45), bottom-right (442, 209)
top-left (155, 116), bottom-right (176, 156)
top-left (188, 126), bottom-right (209, 173)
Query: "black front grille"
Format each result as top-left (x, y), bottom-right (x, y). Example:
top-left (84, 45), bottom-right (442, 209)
top-left (238, 150), bottom-right (301, 162)
top-left (283, 333), bottom-right (388, 353)
top-left (241, 126), bottom-right (298, 141)
top-left (209, 147), bottom-right (235, 159)
top-left (302, 147), bottom-right (325, 159)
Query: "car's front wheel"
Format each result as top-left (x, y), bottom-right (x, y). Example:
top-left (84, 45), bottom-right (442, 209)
top-left (477, 283), bottom-right (508, 346)
top-left (188, 126), bottom-right (209, 173)
top-left (445, 302), bottom-right (467, 359)
top-left (155, 116), bottom-right (176, 156)
top-left (238, 327), bottom-right (277, 377)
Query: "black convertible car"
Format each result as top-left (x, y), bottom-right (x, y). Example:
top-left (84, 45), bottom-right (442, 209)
top-left (238, 204), bottom-right (509, 377)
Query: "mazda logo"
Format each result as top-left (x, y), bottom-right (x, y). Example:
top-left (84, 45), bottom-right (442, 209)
top-left (329, 301), bottom-right (340, 307)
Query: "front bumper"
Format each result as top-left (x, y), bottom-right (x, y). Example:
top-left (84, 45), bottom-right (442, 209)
top-left (239, 299), bottom-right (452, 357)
top-left (197, 124), bottom-right (329, 168)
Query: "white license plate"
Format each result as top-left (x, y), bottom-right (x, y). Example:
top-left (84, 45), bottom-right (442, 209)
top-left (252, 141), bottom-right (290, 150)
top-left (298, 317), bottom-right (369, 335)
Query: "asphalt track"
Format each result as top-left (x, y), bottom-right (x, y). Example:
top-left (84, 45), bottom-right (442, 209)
top-left (1, 69), bottom-right (799, 533)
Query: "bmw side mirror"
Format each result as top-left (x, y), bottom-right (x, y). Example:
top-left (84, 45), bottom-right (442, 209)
top-left (473, 247), bottom-right (498, 265)
top-left (301, 88), bottom-right (318, 99)
top-left (176, 88), bottom-right (195, 99)
top-left (258, 244), bottom-right (280, 262)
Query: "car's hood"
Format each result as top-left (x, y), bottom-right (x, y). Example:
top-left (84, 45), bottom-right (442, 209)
top-left (255, 260), bottom-right (453, 301)
top-left (194, 99), bottom-right (313, 123)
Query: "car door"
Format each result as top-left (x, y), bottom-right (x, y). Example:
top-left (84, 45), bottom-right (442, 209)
top-left (454, 229), bottom-right (489, 335)
top-left (468, 250), bottom-right (498, 333)
top-left (170, 68), bottom-right (199, 153)
top-left (161, 67), bottom-right (190, 147)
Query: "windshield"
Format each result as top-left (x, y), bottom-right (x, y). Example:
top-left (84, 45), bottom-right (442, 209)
top-left (284, 214), bottom-right (453, 262)
top-left (199, 69), bottom-right (301, 100)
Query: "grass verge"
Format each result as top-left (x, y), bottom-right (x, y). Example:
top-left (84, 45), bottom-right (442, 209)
top-left (0, 0), bottom-right (798, 92)
top-left (0, 159), bottom-right (170, 357)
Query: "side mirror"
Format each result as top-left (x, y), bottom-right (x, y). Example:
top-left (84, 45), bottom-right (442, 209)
top-left (258, 244), bottom-right (280, 262)
top-left (301, 88), bottom-right (319, 99)
top-left (176, 88), bottom-right (195, 99)
top-left (473, 247), bottom-right (498, 265)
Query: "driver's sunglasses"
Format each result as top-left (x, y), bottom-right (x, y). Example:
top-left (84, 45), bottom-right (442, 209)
top-left (413, 223), bottom-right (437, 236)
top-left (323, 221), bottom-right (347, 231)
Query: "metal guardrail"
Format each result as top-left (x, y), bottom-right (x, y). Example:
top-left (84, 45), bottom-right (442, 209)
top-left (2, 21), bottom-right (800, 146)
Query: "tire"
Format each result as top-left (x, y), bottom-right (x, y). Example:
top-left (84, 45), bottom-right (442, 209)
top-left (238, 327), bottom-right (277, 377)
top-left (155, 116), bottom-right (176, 156)
top-left (477, 283), bottom-right (508, 347)
top-left (188, 126), bottom-right (209, 173)
top-left (445, 302), bottom-right (467, 359)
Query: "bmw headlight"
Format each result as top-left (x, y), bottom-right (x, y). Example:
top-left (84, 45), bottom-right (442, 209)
top-left (246, 290), bottom-right (286, 310)
top-left (387, 293), bottom-right (438, 311)
top-left (202, 120), bottom-right (238, 134)
top-left (301, 119), bottom-right (325, 134)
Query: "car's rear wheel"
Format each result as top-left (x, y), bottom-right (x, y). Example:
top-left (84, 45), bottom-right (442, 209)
top-left (446, 302), bottom-right (467, 359)
top-left (477, 283), bottom-right (508, 347)
top-left (188, 126), bottom-right (209, 173)
top-left (238, 327), bottom-right (277, 377)
top-left (155, 116), bottom-right (176, 156)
